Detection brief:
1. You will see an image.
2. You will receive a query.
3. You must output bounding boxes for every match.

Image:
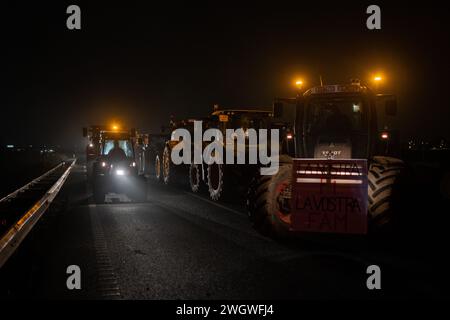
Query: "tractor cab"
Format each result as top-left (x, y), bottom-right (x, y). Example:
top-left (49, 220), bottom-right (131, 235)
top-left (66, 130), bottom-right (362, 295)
top-left (100, 132), bottom-right (135, 159)
top-left (302, 85), bottom-right (372, 159)
top-left (274, 82), bottom-right (398, 159)
top-left (96, 131), bottom-right (137, 177)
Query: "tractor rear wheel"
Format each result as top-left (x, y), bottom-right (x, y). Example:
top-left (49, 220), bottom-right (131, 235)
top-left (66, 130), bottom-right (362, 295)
top-left (207, 163), bottom-right (228, 201)
top-left (154, 153), bottom-right (163, 182)
top-left (368, 156), bottom-right (404, 228)
top-left (162, 145), bottom-right (172, 185)
top-left (248, 159), bottom-right (293, 237)
top-left (144, 149), bottom-right (155, 176)
top-left (189, 163), bottom-right (203, 193)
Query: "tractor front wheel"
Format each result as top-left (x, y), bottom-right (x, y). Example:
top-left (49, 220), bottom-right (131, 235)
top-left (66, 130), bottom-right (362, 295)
top-left (368, 156), bottom-right (404, 229)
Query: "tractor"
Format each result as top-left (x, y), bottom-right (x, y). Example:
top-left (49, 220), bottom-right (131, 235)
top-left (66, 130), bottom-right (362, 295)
top-left (134, 132), bottom-right (169, 180)
top-left (159, 108), bottom-right (284, 203)
top-left (202, 108), bottom-right (275, 201)
top-left (159, 117), bottom-right (211, 187)
top-left (86, 127), bottom-right (146, 203)
top-left (247, 80), bottom-right (403, 237)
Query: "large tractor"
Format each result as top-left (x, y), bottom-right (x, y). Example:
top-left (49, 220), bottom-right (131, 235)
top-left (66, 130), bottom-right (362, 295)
top-left (159, 117), bottom-right (209, 186)
top-left (247, 80), bottom-right (403, 237)
top-left (160, 108), bottom-right (284, 202)
top-left (203, 108), bottom-right (275, 201)
top-left (89, 127), bottom-right (146, 203)
top-left (134, 132), bottom-right (170, 181)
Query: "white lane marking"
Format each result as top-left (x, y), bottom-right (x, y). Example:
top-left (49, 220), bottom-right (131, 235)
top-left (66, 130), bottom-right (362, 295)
top-left (183, 191), bottom-right (246, 217)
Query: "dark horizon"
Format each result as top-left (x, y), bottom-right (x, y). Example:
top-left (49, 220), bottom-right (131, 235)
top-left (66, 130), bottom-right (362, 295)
top-left (2, 2), bottom-right (450, 148)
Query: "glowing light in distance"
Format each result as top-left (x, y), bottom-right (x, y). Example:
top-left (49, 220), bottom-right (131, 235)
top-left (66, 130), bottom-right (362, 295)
top-left (374, 76), bottom-right (382, 82)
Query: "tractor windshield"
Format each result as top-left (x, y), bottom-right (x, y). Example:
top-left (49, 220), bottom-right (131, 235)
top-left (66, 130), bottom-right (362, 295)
top-left (102, 139), bottom-right (134, 158)
top-left (304, 97), bottom-right (369, 159)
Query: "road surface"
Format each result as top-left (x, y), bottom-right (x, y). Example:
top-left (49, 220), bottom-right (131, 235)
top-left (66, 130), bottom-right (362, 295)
top-left (0, 162), bottom-right (448, 299)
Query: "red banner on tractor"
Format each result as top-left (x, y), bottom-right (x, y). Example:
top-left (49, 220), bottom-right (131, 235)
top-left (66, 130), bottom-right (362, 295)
top-left (290, 159), bottom-right (368, 235)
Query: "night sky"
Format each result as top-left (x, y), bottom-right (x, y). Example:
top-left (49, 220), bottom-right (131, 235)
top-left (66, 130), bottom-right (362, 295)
top-left (2, 2), bottom-right (449, 149)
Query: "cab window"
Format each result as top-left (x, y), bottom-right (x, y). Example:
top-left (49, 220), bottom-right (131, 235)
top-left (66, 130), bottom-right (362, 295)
top-left (102, 140), bottom-right (134, 157)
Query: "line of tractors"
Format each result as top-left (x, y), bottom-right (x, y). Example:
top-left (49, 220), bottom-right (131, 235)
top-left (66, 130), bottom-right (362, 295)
top-left (83, 79), bottom-right (403, 237)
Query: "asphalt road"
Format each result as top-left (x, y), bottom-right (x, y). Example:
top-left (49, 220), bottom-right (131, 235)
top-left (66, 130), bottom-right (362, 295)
top-left (0, 162), bottom-right (448, 299)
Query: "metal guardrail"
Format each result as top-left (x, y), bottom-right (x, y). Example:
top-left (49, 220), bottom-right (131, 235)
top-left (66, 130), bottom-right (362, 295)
top-left (0, 159), bottom-right (77, 268)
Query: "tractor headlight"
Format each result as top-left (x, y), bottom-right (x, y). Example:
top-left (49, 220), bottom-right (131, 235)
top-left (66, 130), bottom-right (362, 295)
top-left (116, 169), bottom-right (125, 176)
top-left (101, 161), bottom-right (107, 167)
top-left (130, 161), bottom-right (136, 167)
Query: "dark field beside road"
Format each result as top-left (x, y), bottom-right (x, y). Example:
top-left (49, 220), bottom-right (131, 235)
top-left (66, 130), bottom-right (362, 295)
top-left (0, 149), bottom-right (71, 198)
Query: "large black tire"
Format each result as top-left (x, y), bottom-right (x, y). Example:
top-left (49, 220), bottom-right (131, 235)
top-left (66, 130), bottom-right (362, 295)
top-left (207, 163), bottom-right (228, 201)
top-left (162, 145), bottom-right (172, 185)
top-left (189, 163), bottom-right (204, 193)
top-left (154, 153), bottom-right (163, 183)
top-left (145, 149), bottom-right (156, 176)
top-left (368, 156), bottom-right (404, 228)
top-left (248, 157), bottom-right (293, 237)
